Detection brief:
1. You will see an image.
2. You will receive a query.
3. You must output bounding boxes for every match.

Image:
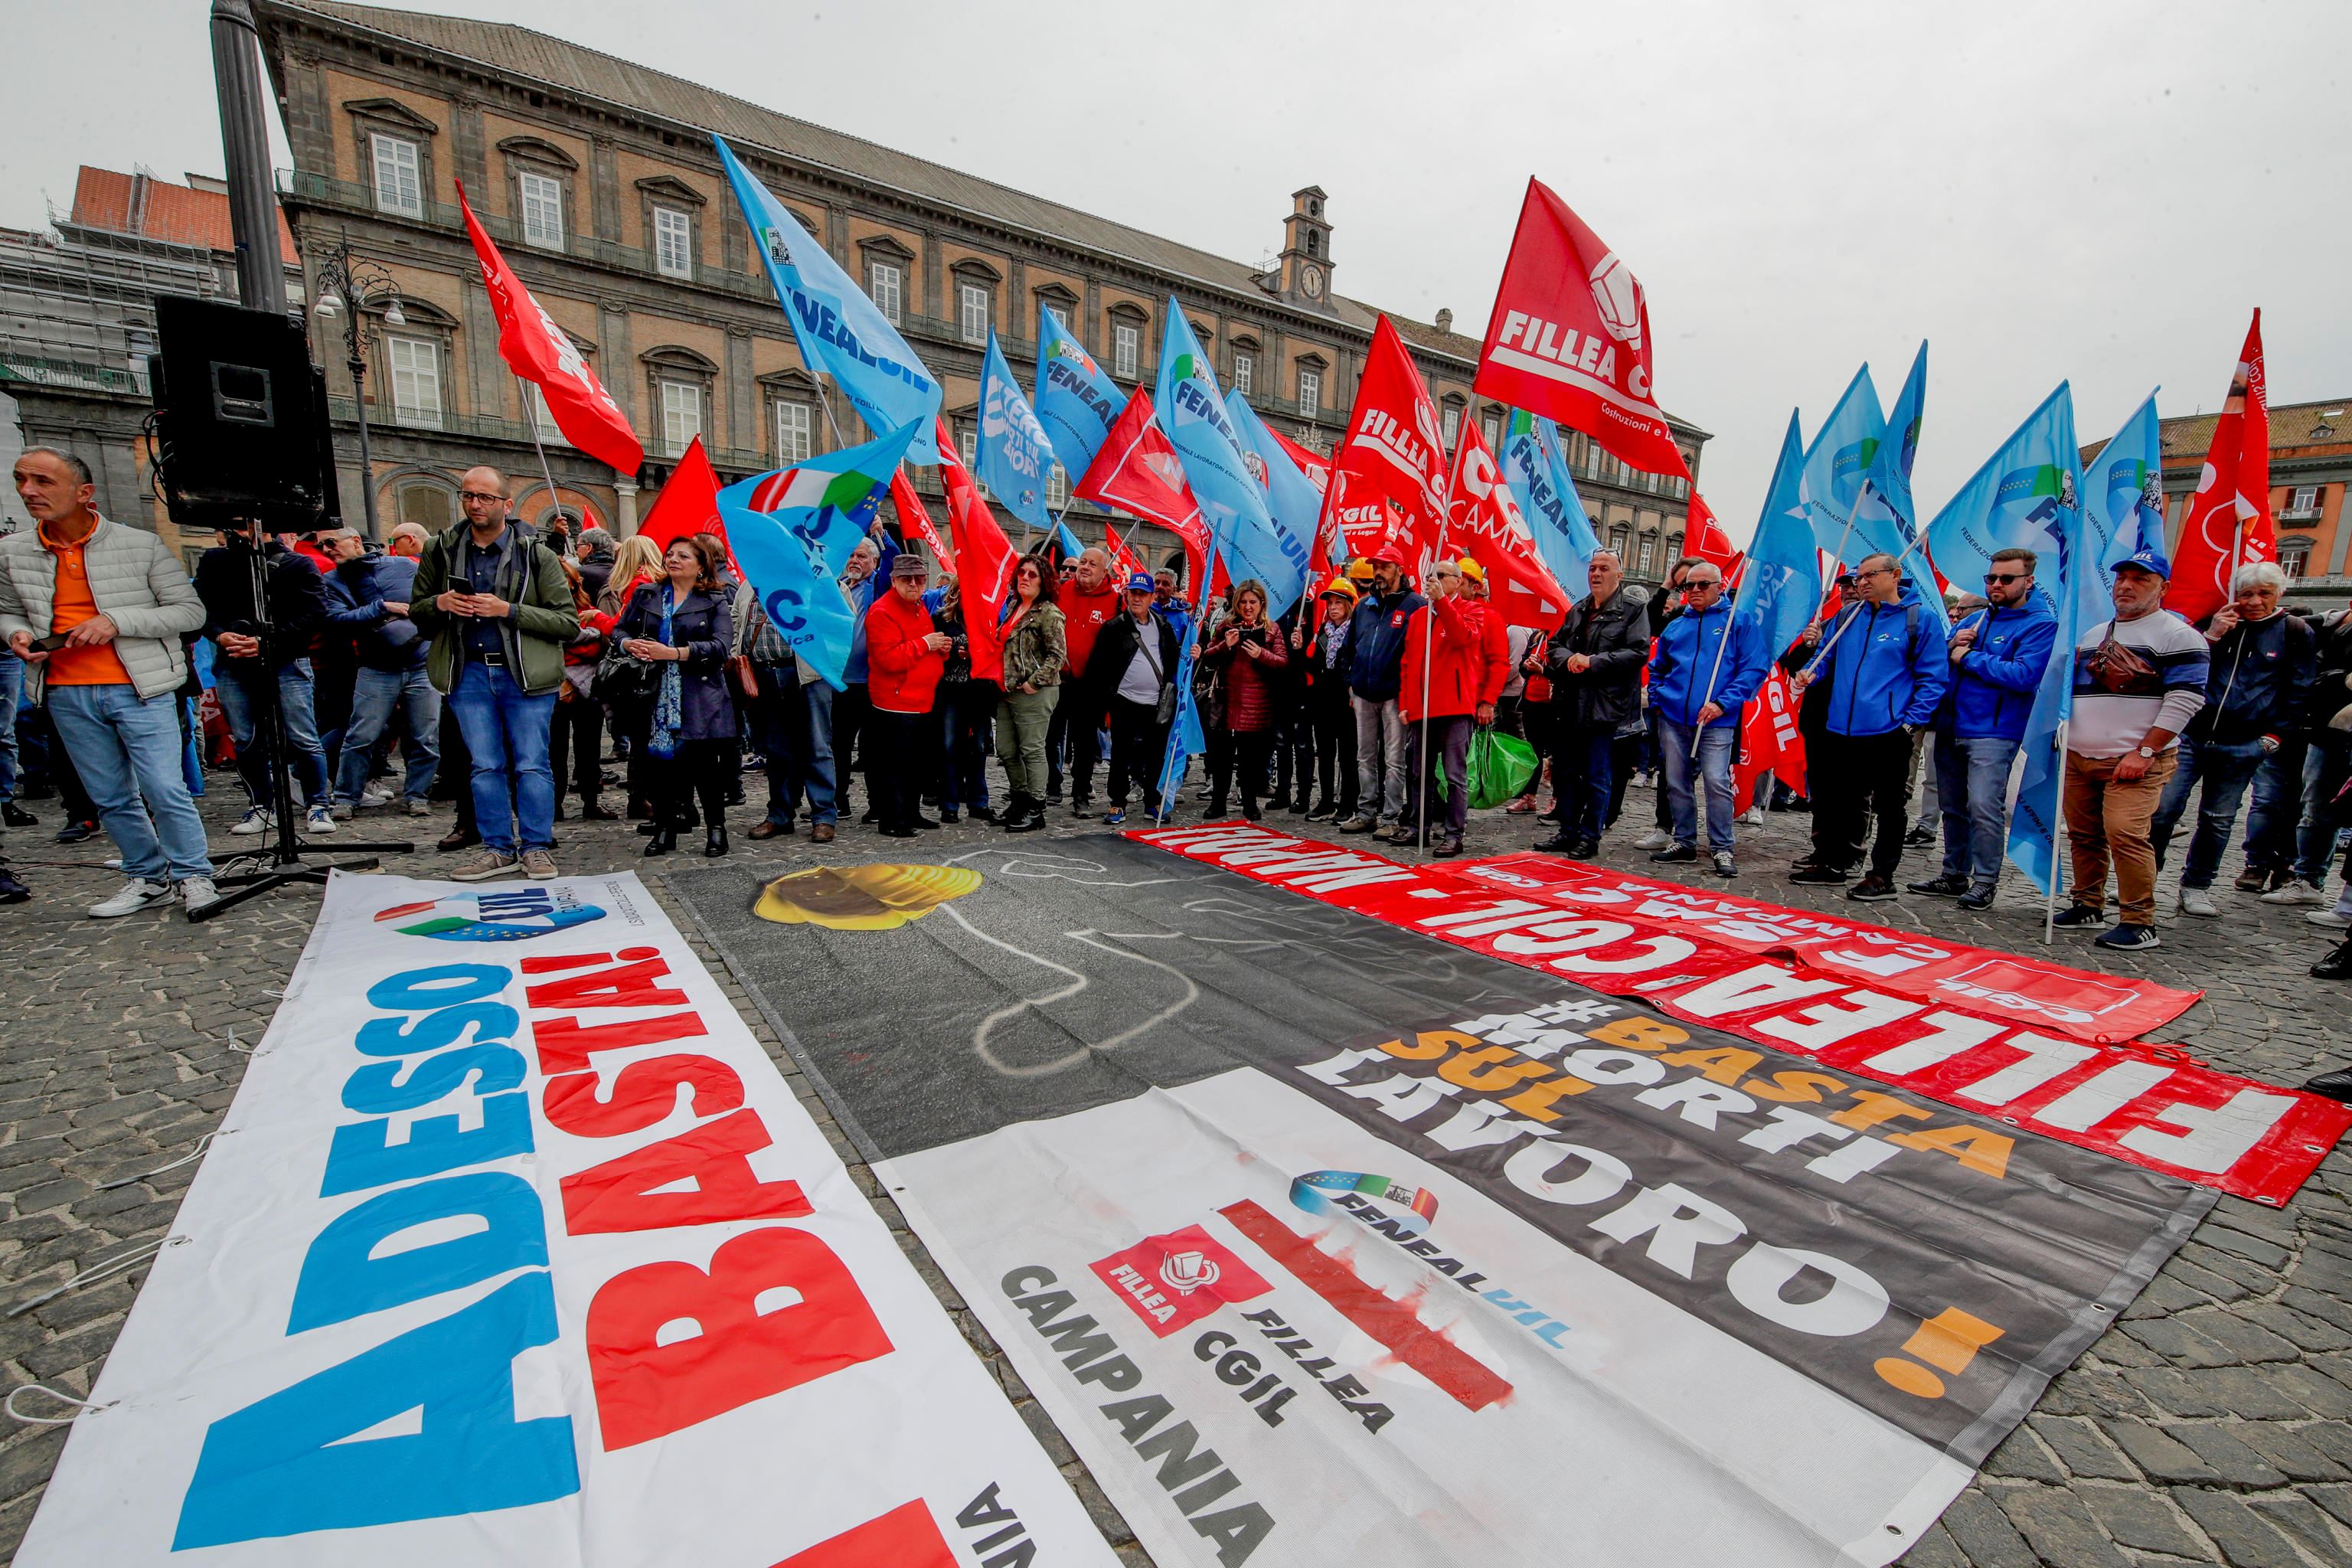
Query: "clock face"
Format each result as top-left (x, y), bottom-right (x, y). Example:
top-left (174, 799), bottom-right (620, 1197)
top-left (1301, 266), bottom-right (1325, 300)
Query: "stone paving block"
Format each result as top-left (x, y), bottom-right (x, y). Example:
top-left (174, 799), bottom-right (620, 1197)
top-left (2232, 1421), bottom-right (2351, 1482)
top-left (2247, 1494), bottom-right (2352, 1563)
top-left (1994, 1486), bottom-right (2132, 1568)
top-left (2031, 1414), bottom-right (2142, 1481)
top-left (2168, 1423), bottom-right (2292, 1488)
top-left (2079, 1485), bottom-right (2210, 1557)
top-left (1936, 1489), bottom-right (2038, 1568)
top-left (1896, 1520), bottom-right (1970, 1568)
top-left (2105, 1419), bottom-right (2223, 1484)
top-left (2171, 1488), bottom-right (2318, 1568)
top-left (1983, 1426), bottom-right (2066, 1484)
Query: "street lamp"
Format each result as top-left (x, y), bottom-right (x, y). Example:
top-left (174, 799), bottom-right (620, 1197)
top-left (311, 228), bottom-right (403, 541)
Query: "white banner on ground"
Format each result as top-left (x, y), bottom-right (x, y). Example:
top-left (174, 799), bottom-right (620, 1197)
top-left (17, 872), bottom-right (1113, 1567)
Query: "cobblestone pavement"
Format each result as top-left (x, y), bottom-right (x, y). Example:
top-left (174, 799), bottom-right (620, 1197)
top-left (0, 767), bottom-right (2345, 1566)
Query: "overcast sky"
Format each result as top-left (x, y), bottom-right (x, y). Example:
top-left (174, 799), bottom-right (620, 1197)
top-left (5, 0), bottom-right (2345, 541)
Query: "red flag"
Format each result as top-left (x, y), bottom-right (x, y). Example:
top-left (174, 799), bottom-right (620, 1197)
top-left (935, 416), bottom-right (1014, 683)
top-left (1076, 390), bottom-right (1210, 588)
top-left (1269, 426), bottom-right (1338, 580)
top-left (636, 435), bottom-right (721, 555)
top-left (1330, 317), bottom-right (1449, 560)
top-left (2168, 310), bottom-right (2275, 626)
top-left (457, 183), bottom-right (642, 478)
top-left (1102, 520), bottom-right (1143, 579)
top-left (1687, 493), bottom-right (1740, 578)
top-left (1733, 667), bottom-right (1805, 812)
top-left (890, 470), bottom-right (956, 576)
top-left (1444, 418), bottom-right (1572, 632)
top-left (1474, 178), bottom-right (1688, 480)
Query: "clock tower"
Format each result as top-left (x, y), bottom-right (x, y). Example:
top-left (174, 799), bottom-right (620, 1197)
top-left (1276, 187), bottom-right (1333, 312)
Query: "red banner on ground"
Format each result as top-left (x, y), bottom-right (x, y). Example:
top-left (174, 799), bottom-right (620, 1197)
top-left (1130, 825), bottom-right (2349, 1207)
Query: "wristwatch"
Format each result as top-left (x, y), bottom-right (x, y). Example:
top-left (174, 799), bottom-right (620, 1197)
top-left (2135, 745), bottom-right (2156, 759)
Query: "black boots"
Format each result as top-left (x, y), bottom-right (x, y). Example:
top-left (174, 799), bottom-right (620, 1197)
top-left (705, 825), bottom-right (729, 858)
top-left (1001, 792), bottom-right (1045, 833)
top-left (643, 824), bottom-right (678, 857)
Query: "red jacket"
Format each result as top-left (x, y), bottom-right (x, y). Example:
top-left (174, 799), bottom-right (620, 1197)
top-left (1056, 580), bottom-right (1122, 677)
top-left (1400, 594), bottom-right (1509, 723)
top-left (867, 588), bottom-right (946, 713)
top-left (1202, 621), bottom-right (1291, 733)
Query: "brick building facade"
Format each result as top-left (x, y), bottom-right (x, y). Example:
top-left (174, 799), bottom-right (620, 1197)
top-left (2154, 397), bottom-right (2352, 609)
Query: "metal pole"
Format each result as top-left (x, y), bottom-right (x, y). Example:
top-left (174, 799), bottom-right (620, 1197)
top-left (519, 372), bottom-right (567, 541)
top-left (210, 0), bottom-right (287, 316)
top-left (348, 338), bottom-right (379, 542)
top-left (1414, 521), bottom-right (1450, 853)
top-left (2043, 717), bottom-right (2069, 945)
top-left (1688, 556), bottom-right (1747, 760)
top-left (1802, 527), bottom-right (1936, 678)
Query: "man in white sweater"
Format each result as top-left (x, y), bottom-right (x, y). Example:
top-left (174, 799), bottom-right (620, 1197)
top-left (2052, 548), bottom-right (2209, 951)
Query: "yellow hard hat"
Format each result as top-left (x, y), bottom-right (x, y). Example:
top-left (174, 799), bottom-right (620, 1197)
top-left (1345, 557), bottom-right (1376, 582)
top-left (1457, 557), bottom-right (1485, 583)
top-left (1321, 576), bottom-right (1358, 603)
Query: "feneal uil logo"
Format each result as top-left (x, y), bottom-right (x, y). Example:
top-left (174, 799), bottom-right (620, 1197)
top-left (374, 887), bottom-right (608, 942)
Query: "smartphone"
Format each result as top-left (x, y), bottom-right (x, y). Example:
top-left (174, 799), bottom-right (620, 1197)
top-left (28, 633), bottom-right (67, 653)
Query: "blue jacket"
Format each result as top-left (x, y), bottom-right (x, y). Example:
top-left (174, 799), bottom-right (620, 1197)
top-left (840, 531), bottom-right (900, 685)
top-left (1647, 601), bottom-right (1762, 730)
top-left (324, 552), bottom-right (426, 671)
top-left (1944, 590), bottom-right (2058, 741)
top-left (1815, 583), bottom-right (1950, 737)
top-left (1346, 588), bottom-right (1428, 702)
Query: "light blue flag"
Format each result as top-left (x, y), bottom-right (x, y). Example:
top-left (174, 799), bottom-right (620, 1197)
top-left (1223, 390), bottom-right (1315, 616)
top-left (1730, 410), bottom-right (1820, 668)
top-left (1154, 298), bottom-right (1302, 603)
top-left (975, 330), bottom-right (1056, 535)
top-left (1034, 305), bottom-right (1127, 479)
top-left (1798, 365), bottom-right (1885, 564)
top-left (1053, 520), bottom-right (1084, 560)
top-left (1909, 384), bottom-right (2082, 897)
top-left (1155, 540), bottom-right (1222, 818)
top-left (714, 136), bottom-right (940, 463)
top-left (2089, 393), bottom-right (2169, 586)
top-left (1499, 410), bottom-right (1600, 595)
top-left (1850, 343), bottom-right (1940, 604)
top-left (718, 420), bottom-right (920, 691)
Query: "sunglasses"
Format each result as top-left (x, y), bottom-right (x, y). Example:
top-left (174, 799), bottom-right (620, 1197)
top-left (1984, 572), bottom-right (2027, 584)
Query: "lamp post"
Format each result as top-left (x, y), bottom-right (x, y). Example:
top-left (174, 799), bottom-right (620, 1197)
top-left (310, 230), bottom-right (405, 542)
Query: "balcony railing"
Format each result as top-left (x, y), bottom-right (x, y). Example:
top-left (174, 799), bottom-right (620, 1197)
top-left (0, 351), bottom-right (150, 397)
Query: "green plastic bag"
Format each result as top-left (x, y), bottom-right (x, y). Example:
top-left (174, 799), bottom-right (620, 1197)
top-left (1467, 727), bottom-right (1539, 810)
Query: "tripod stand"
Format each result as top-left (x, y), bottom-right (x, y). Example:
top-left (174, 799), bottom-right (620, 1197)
top-left (188, 519), bottom-right (411, 921)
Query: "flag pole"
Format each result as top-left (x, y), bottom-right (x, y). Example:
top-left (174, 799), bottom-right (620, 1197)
top-left (1414, 517), bottom-right (1450, 854)
top-left (1688, 555), bottom-right (1749, 760)
top-left (1802, 526), bottom-right (1936, 678)
top-left (2042, 717), bottom-right (2069, 945)
top-left (517, 375), bottom-right (568, 544)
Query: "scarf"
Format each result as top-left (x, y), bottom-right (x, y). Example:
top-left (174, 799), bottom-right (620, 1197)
top-left (650, 584), bottom-right (684, 759)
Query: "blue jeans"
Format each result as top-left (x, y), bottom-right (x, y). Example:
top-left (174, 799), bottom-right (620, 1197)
top-left (1553, 717), bottom-right (1615, 844)
top-left (2246, 737), bottom-right (2342, 885)
top-left (1936, 730), bottom-right (2021, 892)
top-left (2149, 734), bottom-right (2267, 890)
top-left (213, 658), bottom-right (330, 809)
top-left (46, 683), bottom-right (213, 883)
top-left (1658, 717), bottom-right (1736, 853)
top-left (446, 662), bottom-right (557, 854)
top-left (334, 665), bottom-right (440, 806)
top-left (0, 654), bottom-right (21, 802)
top-left (795, 678), bottom-right (838, 825)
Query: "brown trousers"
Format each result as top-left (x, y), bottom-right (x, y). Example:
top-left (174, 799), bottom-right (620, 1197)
top-left (2064, 748), bottom-right (2178, 925)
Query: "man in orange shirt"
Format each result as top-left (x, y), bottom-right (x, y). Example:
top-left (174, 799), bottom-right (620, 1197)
top-left (0, 449), bottom-right (214, 917)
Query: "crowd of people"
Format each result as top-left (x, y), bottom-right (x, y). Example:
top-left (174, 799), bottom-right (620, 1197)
top-left (3, 445), bottom-right (2350, 1003)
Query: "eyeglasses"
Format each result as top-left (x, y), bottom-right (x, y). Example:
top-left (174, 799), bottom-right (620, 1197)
top-left (1984, 572), bottom-right (2027, 584)
top-left (459, 491), bottom-right (506, 505)
top-left (1855, 566), bottom-right (1894, 579)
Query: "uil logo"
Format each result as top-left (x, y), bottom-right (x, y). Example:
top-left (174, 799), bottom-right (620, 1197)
top-left (763, 224), bottom-right (794, 266)
top-left (1588, 251), bottom-right (1645, 351)
top-left (373, 887), bottom-right (608, 943)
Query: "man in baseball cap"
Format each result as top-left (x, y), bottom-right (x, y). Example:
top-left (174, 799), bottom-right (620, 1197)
top-left (1338, 546), bottom-right (1426, 835)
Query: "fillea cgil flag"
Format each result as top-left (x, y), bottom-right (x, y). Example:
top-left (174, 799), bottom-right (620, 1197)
top-left (1474, 178), bottom-right (1690, 480)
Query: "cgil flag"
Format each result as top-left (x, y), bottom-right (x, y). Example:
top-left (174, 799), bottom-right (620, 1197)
top-left (1474, 178), bottom-right (1690, 479)
top-left (976, 330), bottom-right (1057, 536)
top-left (1498, 409), bottom-right (1601, 598)
top-left (457, 183), bottom-right (642, 477)
top-left (888, 470), bottom-right (956, 576)
top-left (1445, 416), bottom-right (1572, 630)
top-left (635, 435), bottom-right (722, 556)
top-left (1154, 299), bottom-right (1305, 600)
top-left (1034, 306), bottom-right (1126, 479)
top-left (1075, 390), bottom-right (1210, 589)
top-left (1330, 316), bottom-right (1451, 560)
top-left (717, 420), bottom-right (920, 691)
top-left (2090, 393), bottom-right (2170, 586)
top-left (933, 415), bottom-right (1014, 684)
top-left (1798, 364), bottom-right (1886, 566)
top-left (714, 136), bottom-right (941, 463)
top-left (1223, 390), bottom-right (1317, 615)
top-left (2168, 311), bottom-right (2275, 626)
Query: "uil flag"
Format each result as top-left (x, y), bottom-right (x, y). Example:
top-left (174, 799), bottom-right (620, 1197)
top-left (1475, 178), bottom-right (1689, 479)
top-left (458, 183), bottom-right (642, 476)
top-left (1799, 364), bottom-right (1886, 564)
top-left (976, 330), bottom-right (1057, 534)
top-left (1730, 412), bottom-right (1823, 667)
top-left (1922, 384), bottom-right (2082, 599)
top-left (1851, 343), bottom-right (1940, 605)
top-left (1331, 316), bottom-right (1449, 554)
top-left (714, 136), bottom-right (941, 462)
top-left (888, 470), bottom-right (955, 575)
top-left (1223, 390), bottom-right (1316, 616)
top-left (2169, 311), bottom-right (2275, 626)
top-left (2090, 394), bottom-right (2170, 592)
top-left (1075, 390), bottom-right (1210, 587)
top-left (1498, 410), bottom-right (1600, 597)
top-left (1034, 306), bottom-right (1126, 479)
top-left (717, 420), bottom-right (920, 691)
top-left (1155, 299), bottom-right (1307, 599)
top-left (1445, 416), bottom-right (1570, 630)
top-left (934, 415), bottom-right (1014, 683)
top-left (636, 436), bottom-right (721, 555)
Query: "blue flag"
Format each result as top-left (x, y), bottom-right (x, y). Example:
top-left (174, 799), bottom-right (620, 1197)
top-left (1053, 519), bottom-right (1084, 560)
top-left (1155, 541), bottom-right (1222, 818)
top-left (1850, 343), bottom-right (1939, 604)
top-left (1499, 410), bottom-right (1600, 595)
top-left (2089, 393), bottom-right (2169, 585)
top-left (714, 136), bottom-right (940, 463)
top-left (975, 330), bottom-right (1057, 535)
top-left (1223, 390), bottom-right (1315, 616)
top-left (1730, 410), bottom-right (1819, 668)
top-left (1154, 299), bottom-right (1300, 602)
top-left (1798, 365), bottom-right (1885, 564)
top-left (1034, 306), bottom-right (1127, 479)
top-left (718, 420), bottom-right (920, 691)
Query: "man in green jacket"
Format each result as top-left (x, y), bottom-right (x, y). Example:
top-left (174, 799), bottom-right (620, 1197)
top-left (408, 466), bottom-right (577, 881)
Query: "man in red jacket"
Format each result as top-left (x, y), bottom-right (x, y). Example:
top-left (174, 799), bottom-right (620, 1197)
top-left (1050, 547), bottom-right (1121, 815)
top-left (1397, 560), bottom-right (1508, 856)
top-left (864, 554), bottom-right (951, 838)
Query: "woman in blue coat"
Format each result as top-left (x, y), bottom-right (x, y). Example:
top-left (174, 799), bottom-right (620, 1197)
top-left (617, 537), bottom-right (736, 858)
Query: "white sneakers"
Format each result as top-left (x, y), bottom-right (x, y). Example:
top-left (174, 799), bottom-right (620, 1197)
top-left (361, 782), bottom-right (397, 806)
top-left (2178, 888), bottom-right (2219, 917)
top-left (305, 805), bottom-right (338, 835)
top-left (88, 880), bottom-right (175, 919)
top-left (230, 807), bottom-right (270, 835)
top-left (1635, 829), bottom-right (1673, 851)
top-left (1737, 806), bottom-right (1766, 826)
top-left (2262, 878), bottom-right (2326, 906)
top-left (179, 877), bottom-right (223, 916)
top-left (2309, 907), bottom-right (2352, 929)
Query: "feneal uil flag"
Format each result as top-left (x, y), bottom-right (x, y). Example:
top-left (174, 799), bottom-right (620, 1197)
top-left (975, 330), bottom-right (1057, 535)
top-left (1223, 390), bottom-right (1315, 615)
top-left (1800, 364), bottom-right (1885, 564)
top-left (714, 136), bottom-right (941, 462)
top-left (1499, 409), bottom-right (1600, 594)
top-left (1034, 305), bottom-right (1127, 479)
top-left (1730, 410), bottom-right (1821, 665)
top-left (1153, 298), bottom-right (1285, 591)
top-left (1851, 342), bottom-right (1939, 604)
top-left (2090, 393), bottom-right (2170, 588)
top-left (719, 420), bottom-right (920, 691)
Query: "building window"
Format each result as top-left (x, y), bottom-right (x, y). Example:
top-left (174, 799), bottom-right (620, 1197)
top-left (1442, 406), bottom-right (1461, 449)
top-left (2281, 540), bottom-right (2312, 578)
top-left (397, 480), bottom-right (453, 534)
top-left (959, 283), bottom-right (989, 345)
top-left (2286, 485), bottom-right (2321, 518)
top-left (371, 134), bottom-right (423, 218)
top-left (1609, 523), bottom-right (1631, 560)
top-left (1233, 352), bottom-right (1253, 396)
top-left (1298, 369), bottom-right (1321, 420)
top-left (1665, 531), bottom-right (1684, 564)
top-left (1112, 322), bottom-right (1139, 381)
top-left (1047, 462), bottom-right (1067, 510)
top-left (870, 262), bottom-right (903, 325)
top-left (1637, 534), bottom-right (1657, 575)
top-left (386, 336), bottom-right (441, 428)
top-left (661, 381), bottom-right (702, 457)
top-left (959, 426), bottom-right (978, 470)
top-left (1481, 410), bottom-right (1502, 449)
top-left (776, 400), bottom-right (813, 464)
top-left (653, 206), bottom-right (693, 279)
top-left (519, 171), bottom-right (564, 249)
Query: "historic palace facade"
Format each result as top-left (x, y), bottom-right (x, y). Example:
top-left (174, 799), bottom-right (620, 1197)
top-left (254, 1), bottom-right (1709, 575)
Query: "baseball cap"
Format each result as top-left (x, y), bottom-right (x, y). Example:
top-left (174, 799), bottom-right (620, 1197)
top-left (2113, 548), bottom-right (2170, 579)
top-left (1370, 541), bottom-right (1408, 569)
top-left (1125, 571), bottom-right (1155, 593)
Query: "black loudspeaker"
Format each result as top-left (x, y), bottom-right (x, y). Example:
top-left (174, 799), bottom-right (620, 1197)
top-left (151, 296), bottom-right (335, 531)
